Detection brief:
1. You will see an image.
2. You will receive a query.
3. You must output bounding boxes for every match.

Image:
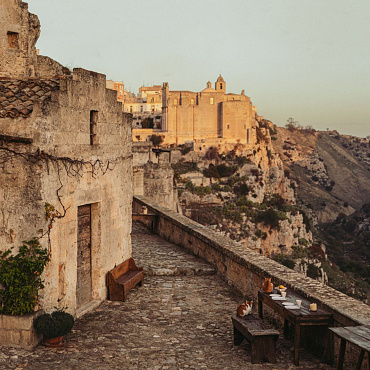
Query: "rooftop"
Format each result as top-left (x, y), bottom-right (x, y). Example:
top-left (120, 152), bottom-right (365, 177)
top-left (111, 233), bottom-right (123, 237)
top-left (0, 79), bottom-right (60, 118)
top-left (0, 222), bottom-right (333, 369)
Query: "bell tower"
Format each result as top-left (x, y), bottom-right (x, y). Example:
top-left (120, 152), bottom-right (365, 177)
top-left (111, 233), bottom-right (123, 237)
top-left (215, 75), bottom-right (226, 93)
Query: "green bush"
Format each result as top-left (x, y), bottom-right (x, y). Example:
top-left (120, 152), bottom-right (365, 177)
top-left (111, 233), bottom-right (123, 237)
top-left (256, 209), bottom-right (286, 230)
top-left (34, 309), bottom-right (74, 338)
top-left (273, 254), bottom-right (295, 269)
top-left (216, 164), bottom-right (237, 177)
top-left (0, 239), bottom-right (50, 315)
top-left (307, 263), bottom-right (320, 279)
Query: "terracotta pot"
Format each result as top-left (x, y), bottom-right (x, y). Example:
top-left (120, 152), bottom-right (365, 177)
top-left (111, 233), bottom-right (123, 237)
top-left (42, 336), bottom-right (64, 347)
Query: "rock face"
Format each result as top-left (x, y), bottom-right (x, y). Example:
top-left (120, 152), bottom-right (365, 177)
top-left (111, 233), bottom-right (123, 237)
top-left (272, 128), bottom-right (370, 223)
top-left (241, 212), bottom-right (312, 256)
top-left (176, 123), bottom-right (311, 257)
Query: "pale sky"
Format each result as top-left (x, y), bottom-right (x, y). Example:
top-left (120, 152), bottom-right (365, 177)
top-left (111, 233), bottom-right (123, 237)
top-left (28, 0), bottom-right (369, 137)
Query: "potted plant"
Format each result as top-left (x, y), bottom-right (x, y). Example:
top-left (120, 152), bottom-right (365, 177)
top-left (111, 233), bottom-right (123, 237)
top-left (34, 308), bottom-right (74, 347)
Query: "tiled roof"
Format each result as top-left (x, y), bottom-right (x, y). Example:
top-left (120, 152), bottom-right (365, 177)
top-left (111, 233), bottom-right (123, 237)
top-left (0, 79), bottom-right (60, 118)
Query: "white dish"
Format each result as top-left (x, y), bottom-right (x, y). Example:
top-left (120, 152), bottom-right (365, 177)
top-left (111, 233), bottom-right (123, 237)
top-left (286, 305), bottom-right (300, 309)
top-left (282, 302), bottom-right (295, 306)
top-left (269, 294), bottom-right (280, 297)
top-left (272, 297), bottom-right (286, 300)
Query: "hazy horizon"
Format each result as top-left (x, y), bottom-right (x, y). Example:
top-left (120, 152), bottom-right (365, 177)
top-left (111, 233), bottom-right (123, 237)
top-left (28, 0), bottom-right (369, 138)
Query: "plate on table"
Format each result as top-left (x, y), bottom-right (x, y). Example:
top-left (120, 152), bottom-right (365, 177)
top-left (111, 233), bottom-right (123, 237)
top-left (269, 294), bottom-right (280, 297)
top-left (282, 302), bottom-right (295, 306)
top-left (286, 305), bottom-right (300, 309)
top-left (272, 296), bottom-right (286, 300)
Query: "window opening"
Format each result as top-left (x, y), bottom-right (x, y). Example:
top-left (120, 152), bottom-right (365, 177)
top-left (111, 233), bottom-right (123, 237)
top-left (90, 110), bottom-right (98, 145)
top-left (7, 32), bottom-right (19, 49)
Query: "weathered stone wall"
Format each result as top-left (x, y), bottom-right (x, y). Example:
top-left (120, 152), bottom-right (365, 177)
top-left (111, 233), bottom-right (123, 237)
top-left (143, 162), bottom-right (178, 212)
top-left (0, 311), bottom-right (42, 349)
top-left (133, 195), bottom-right (370, 327)
top-left (0, 69), bottom-right (133, 317)
top-left (0, 0), bottom-right (39, 78)
top-left (0, 1), bottom-right (68, 79)
top-left (36, 55), bottom-right (70, 78)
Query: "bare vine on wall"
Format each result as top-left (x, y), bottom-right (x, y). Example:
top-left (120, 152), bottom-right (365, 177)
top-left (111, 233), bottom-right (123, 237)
top-left (0, 139), bottom-right (132, 252)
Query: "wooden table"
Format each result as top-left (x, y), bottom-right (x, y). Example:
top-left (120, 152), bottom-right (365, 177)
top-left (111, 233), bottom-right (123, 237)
top-left (330, 325), bottom-right (370, 370)
top-left (258, 290), bottom-right (333, 366)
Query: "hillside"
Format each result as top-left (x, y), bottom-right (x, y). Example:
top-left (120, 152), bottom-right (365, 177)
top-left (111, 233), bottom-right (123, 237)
top-left (170, 124), bottom-right (370, 302)
top-left (271, 128), bottom-right (370, 223)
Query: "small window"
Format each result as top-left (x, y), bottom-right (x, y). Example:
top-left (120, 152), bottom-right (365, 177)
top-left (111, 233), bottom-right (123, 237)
top-left (244, 125), bottom-right (246, 129)
top-left (140, 106), bottom-right (143, 112)
top-left (220, 83), bottom-right (223, 90)
top-left (7, 32), bottom-right (19, 49)
top-left (90, 110), bottom-right (98, 145)
top-left (227, 125), bottom-right (230, 129)
top-left (210, 98), bottom-right (214, 105)
top-left (151, 98), bottom-right (154, 103)
top-left (130, 106), bottom-right (133, 113)
top-left (151, 105), bottom-right (155, 112)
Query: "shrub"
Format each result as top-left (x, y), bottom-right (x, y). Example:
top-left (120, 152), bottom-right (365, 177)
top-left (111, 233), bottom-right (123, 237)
top-left (256, 209), bottom-right (285, 229)
top-left (34, 309), bottom-right (74, 338)
top-left (233, 183), bottom-right (250, 196)
top-left (149, 134), bottom-right (164, 147)
top-left (273, 254), bottom-right (295, 269)
top-left (307, 264), bottom-right (320, 279)
top-left (216, 164), bottom-right (237, 177)
top-left (203, 164), bottom-right (220, 178)
top-left (0, 239), bottom-right (50, 315)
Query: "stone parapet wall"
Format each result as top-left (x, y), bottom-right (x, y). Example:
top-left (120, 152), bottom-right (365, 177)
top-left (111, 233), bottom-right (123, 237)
top-left (133, 195), bottom-right (370, 327)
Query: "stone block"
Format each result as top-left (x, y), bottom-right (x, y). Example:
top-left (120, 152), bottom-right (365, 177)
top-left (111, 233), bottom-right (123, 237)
top-left (1, 312), bottom-right (35, 330)
top-left (0, 311), bottom-right (43, 349)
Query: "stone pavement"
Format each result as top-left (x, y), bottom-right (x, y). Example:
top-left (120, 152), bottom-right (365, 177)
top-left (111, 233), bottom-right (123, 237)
top-left (0, 222), bottom-right (334, 369)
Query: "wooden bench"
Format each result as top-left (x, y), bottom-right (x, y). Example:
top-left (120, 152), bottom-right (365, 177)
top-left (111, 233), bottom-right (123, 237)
top-left (231, 313), bottom-right (279, 364)
top-left (106, 258), bottom-right (144, 301)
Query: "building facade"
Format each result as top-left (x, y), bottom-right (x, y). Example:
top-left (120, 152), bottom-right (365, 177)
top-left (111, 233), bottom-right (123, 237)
top-left (0, 1), bottom-right (133, 320)
top-left (161, 75), bottom-right (257, 147)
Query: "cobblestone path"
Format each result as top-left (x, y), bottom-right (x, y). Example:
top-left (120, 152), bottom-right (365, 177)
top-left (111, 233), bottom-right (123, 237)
top-left (0, 222), bottom-right (333, 369)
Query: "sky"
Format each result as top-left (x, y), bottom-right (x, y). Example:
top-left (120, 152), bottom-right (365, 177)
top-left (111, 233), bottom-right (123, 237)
top-left (27, 0), bottom-right (369, 137)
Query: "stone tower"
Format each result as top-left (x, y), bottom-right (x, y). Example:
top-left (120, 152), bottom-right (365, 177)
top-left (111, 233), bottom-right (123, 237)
top-left (0, 0), bottom-right (40, 78)
top-left (215, 75), bottom-right (226, 92)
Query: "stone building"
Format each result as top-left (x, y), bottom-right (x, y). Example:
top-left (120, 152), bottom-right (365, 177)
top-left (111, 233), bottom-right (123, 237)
top-left (161, 75), bottom-right (257, 146)
top-left (0, 0), bottom-right (132, 324)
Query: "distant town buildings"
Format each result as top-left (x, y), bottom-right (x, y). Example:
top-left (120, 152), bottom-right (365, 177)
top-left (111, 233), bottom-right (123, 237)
top-left (107, 83), bottom-right (162, 129)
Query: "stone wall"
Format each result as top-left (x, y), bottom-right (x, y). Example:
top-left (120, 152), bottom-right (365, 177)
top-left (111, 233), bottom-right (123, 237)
top-left (0, 0), bottom-right (40, 78)
top-left (0, 69), bottom-right (133, 317)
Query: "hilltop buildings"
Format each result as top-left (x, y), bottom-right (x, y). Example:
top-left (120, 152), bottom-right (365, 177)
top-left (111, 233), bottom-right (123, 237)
top-left (131, 76), bottom-right (259, 152)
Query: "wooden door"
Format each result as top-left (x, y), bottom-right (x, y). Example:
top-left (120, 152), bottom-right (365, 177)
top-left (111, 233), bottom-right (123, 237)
top-left (77, 204), bottom-right (92, 307)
